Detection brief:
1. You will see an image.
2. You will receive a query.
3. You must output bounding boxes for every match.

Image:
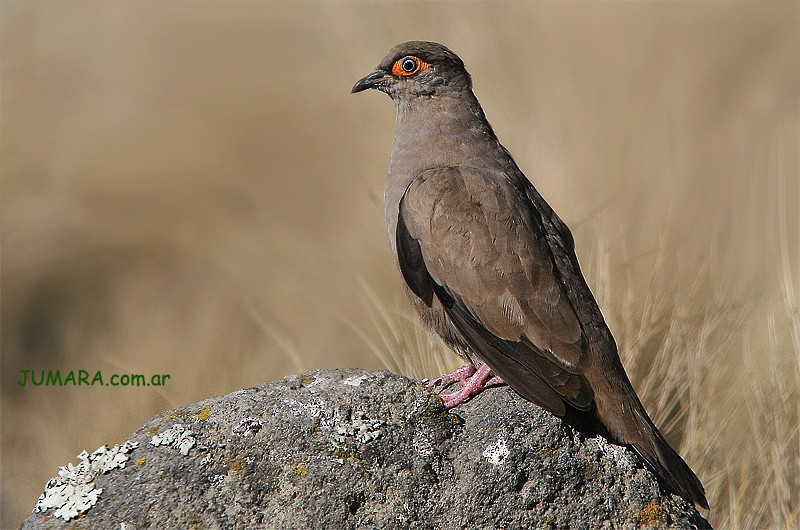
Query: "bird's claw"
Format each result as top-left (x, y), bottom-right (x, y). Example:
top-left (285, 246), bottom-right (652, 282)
top-left (426, 364), bottom-right (478, 389)
top-left (434, 364), bottom-right (506, 409)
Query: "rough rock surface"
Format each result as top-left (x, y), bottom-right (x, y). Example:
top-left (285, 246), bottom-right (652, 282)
top-left (20, 369), bottom-right (712, 529)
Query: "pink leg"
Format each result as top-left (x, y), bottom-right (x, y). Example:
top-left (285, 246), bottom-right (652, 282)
top-left (439, 364), bottom-right (506, 409)
top-left (484, 376), bottom-right (504, 387)
top-left (425, 364), bottom-right (477, 388)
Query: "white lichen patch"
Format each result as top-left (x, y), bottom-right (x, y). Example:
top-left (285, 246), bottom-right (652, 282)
top-left (406, 394), bottom-right (432, 420)
top-left (34, 441), bottom-right (138, 521)
top-left (149, 424), bottom-right (197, 456)
top-left (332, 412), bottom-right (385, 445)
top-left (282, 397), bottom-right (326, 418)
top-left (483, 437), bottom-right (511, 465)
top-left (413, 431), bottom-right (434, 458)
top-left (280, 396), bottom-right (338, 431)
top-left (594, 436), bottom-right (634, 467)
top-left (232, 417), bottom-right (263, 437)
top-left (342, 374), bottom-right (369, 387)
top-left (327, 411), bottom-right (386, 462)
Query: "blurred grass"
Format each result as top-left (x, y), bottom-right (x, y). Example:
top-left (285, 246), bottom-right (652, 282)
top-left (2, 1), bottom-right (798, 528)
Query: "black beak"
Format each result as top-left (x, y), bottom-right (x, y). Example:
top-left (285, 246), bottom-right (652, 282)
top-left (351, 69), bottom-right (388, 94)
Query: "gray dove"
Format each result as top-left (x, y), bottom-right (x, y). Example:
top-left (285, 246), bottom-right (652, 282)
top-left (352, 41), bottom-right (707, 509)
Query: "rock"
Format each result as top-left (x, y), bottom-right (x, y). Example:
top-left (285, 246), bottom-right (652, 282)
top-left (20, 369), bottom-right (712, 529)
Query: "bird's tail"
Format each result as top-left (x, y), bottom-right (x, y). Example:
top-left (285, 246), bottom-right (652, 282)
top-left (627, 407), bottom-right (709, 509)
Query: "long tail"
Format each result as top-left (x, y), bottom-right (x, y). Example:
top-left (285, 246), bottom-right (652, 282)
top-left (627, 406), bottom-right (708, 509)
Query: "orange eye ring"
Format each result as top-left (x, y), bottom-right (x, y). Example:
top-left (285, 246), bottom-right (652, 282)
top-left (392, 55), bottom-right (429, 77)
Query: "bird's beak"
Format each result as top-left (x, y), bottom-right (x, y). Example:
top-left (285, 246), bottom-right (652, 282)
top-left (351, 69), bottom-right (388, 93)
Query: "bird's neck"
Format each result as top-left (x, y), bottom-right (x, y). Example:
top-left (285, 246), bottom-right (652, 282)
top-left (384, 90), bottom-right (515, 257)
top-left (389, 91), bottom-right (504, 180)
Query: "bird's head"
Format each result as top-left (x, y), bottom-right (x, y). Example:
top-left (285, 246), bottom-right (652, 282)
top-left (351, 41), bottom-right (472, 100)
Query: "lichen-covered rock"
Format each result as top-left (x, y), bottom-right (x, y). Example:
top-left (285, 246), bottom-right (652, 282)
top-left (19, 369), bottom-right (712, 529)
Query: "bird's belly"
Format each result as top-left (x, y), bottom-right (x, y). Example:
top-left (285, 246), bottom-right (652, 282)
top-left (403, 284), bottom-right (484, 366)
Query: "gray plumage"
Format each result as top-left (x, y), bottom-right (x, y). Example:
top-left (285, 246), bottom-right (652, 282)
top-left (353, 41), bottom-right (707, 509)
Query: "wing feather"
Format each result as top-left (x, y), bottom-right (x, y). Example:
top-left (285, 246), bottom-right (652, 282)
top-left (397, 166), bottom-right (594, 411)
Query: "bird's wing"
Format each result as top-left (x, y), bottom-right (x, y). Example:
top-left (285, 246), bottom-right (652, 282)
top-left (397, 166), bottom-right (594, 414)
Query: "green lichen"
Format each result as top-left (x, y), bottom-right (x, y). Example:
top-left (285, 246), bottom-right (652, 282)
top-left (186, 514), bottom-right (205, 530)
top-left (578, 458), bottom-right (598, 479)
top-left (448, 414), bottom-right (465, 426)
top-left (298, 373), bottom-right (317, 385)
top-left (226, 453), bottom-right (246, 474)
top-left (144, 424), bottom-right (162, 436)
top-left (190, 407), bottom-right (211, 422)
top-left (536, 444), bottom-right (558, 459)
top-left (331, 446), bottom-right (362, 464)
top-left (294, 460), bottom-right (309, 476)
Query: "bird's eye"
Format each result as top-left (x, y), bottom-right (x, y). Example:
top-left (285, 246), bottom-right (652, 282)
top-left (391, 56), bottom-right (429, 77)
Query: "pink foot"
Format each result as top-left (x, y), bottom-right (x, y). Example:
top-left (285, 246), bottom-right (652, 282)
top-left (436, 364), bottom-right (506, 409)
top-left (425, 364), bottom-right (477, 388)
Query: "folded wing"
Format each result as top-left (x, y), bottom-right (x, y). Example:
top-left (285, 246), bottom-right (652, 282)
top-left (397, 166), bottom-right (594, 414)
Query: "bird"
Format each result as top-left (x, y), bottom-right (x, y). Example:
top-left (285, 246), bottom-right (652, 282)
top-left (352, 41), bottom-right (708, 509)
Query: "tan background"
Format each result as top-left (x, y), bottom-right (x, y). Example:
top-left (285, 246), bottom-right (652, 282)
top-left (2, 1), bottom-right (799, 528)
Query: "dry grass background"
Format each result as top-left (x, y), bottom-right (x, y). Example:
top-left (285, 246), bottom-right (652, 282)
top-left (2, 1), bottom-right (799, 528)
